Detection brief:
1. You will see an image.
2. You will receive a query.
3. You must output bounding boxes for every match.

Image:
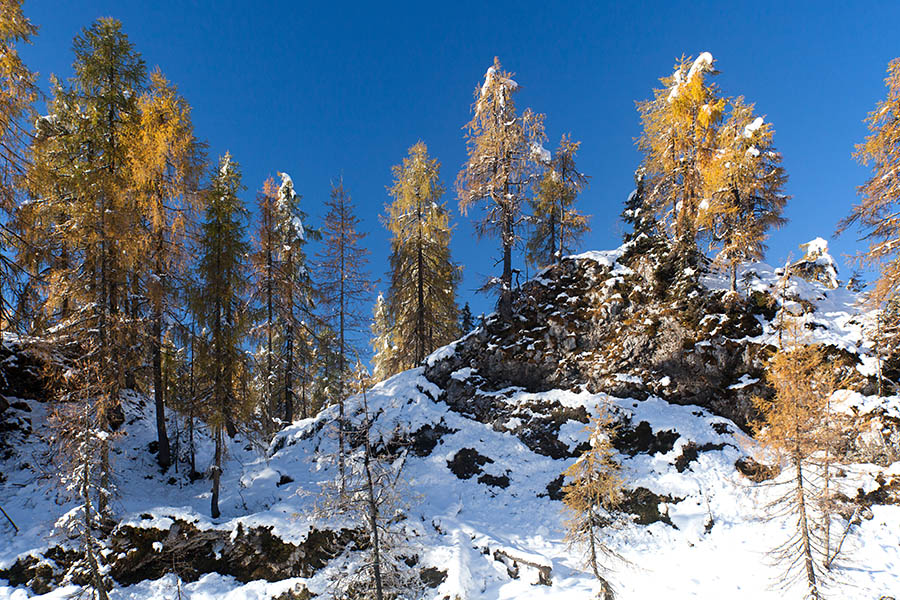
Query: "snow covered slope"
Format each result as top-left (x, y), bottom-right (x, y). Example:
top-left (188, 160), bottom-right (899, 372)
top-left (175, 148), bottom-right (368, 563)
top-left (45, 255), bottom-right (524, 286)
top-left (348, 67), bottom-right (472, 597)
top-left (1, 249), bottom-right (899, 599)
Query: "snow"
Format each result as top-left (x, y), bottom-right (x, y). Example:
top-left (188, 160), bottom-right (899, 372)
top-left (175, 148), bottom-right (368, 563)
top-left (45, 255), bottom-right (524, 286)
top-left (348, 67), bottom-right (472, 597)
top-left (531, 142), bottom-right (551, 164)
top-left (686, 52), bottom-right (714, 82)
top-left (743, 116), bottom-right (764, 138)
top-left (728, 374), bottom-right (759, 390)
top-left (3, 245), bottom-right (900, 599)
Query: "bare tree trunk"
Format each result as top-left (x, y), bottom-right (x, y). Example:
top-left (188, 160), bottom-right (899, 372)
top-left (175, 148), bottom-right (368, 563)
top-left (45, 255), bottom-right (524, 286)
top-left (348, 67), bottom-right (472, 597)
top-left (82, 446), bottom-right (109, 600)
top-left (500, 202), bottom-right (513, 322)
top-left (284, 251), bottom-right (294, 425)
top-left (361, 387), bottom-right (384, 600)
top-left (211, 427), bottom-right (222, 519)
top-left (793, 456), bottom-right (820, 600)
top-left (152, 236), bottom-right (170, 468)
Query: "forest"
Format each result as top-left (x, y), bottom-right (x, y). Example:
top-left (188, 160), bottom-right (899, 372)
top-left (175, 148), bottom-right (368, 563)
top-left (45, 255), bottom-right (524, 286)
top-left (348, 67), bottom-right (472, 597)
top-left (1, 2), bottom-right (900, 600)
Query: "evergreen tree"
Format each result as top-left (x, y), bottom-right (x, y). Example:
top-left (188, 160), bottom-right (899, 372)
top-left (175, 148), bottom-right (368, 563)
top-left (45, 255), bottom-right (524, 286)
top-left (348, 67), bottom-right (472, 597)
top-left (0, 0), bottom-right (38, 336)
top-left (192, 153), bottom-right (249, 518)
top-left (562, 410), bottom-right (625, 595)
top-left (621, 168), bottom-right (656, 243)
top-left (637, 52), bottom-right (724, 254)
top-left (316, 177), bottom-right (371, 495)
top-left (458, 302), bottom-right (475, 334)
top-left (370, 293), bottom-right (395, 382)
top-left (126, 69), bottom-right (205, 468)
top-left (384, 142), bottom-right (459, 374)
top-left (700, 98), bottom-right (788, 291)
top-left (840, 57), bottom-right (900, 304)
top-left (458, 57), bottom-right (545, 321)
top-left (274, 173), bottom-right (316, 425)
top-left (526, 134), bottom-right (590, 267)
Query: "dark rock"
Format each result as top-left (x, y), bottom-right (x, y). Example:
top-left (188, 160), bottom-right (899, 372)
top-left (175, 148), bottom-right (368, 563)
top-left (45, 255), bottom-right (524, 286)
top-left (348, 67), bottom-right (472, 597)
top-left (108, 518), bottom-right (361, 586)
top-left (620, 487), bottom-right (681, 526)
top-left (735, 457), bottom-right (780, 483)
top-left (615, 421), bottom-right (679, 456)
top-left (410, 422), bottom-right (456, 457)
top-left (277, 474), bottom-right (294, 487)
top-left (447, 448), bottom-right (493, 480)
top-left (541, 474), bottom-right (566, 501)
top-left (674, 441), bottom-right (729, 473)
top-left (477, 473), bottom-right (510, 488)
top-left (420, 567), bottom-right (447, 588)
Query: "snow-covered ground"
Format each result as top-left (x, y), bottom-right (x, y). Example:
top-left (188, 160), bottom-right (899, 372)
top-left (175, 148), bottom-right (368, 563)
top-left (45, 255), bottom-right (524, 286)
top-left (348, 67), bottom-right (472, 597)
top-left (2, 246), bottom-right (899, 599)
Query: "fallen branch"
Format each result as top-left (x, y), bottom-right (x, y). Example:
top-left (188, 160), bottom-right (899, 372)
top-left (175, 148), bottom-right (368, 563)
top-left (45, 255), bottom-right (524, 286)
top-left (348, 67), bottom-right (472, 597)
top-left (0, 503), bottom-right (18, 533)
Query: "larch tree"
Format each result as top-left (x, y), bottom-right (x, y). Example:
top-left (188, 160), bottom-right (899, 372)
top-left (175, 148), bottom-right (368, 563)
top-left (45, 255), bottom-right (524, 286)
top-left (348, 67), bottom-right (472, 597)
top-left (249, 177), bottom-right (282, 431)
top-left (700, 97), bottom-right (788, 291)
top-left (754, 329), bottom-right (842, 600)
top-left (126, 68), bottom-right (205, 469)
top-left (637, 52), bottom-right (725, 255)
top-left (26, 18), bottom-right (147, 517)
top-left (526, 134), bottom-right (590, 268)
top-left (51, 352), bottom-right (118, 600)
top-left (0, 0), bottom-right (38, 337)
top-left (192, 153), bottom-right (249, 518)
top-left (384, 141), bottom-right (459, 374)
top-left (562, 410), bottom-right (625, 596)
top-left (458, 57), bottom-right (545, 322)
top-left (840, 57), bottom-right (900, 304)
top-left (316, 177), bottom-right (371, 495)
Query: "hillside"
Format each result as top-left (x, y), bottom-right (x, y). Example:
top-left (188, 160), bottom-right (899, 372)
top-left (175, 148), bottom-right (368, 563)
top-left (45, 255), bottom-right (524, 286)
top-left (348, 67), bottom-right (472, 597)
top-left (1, 245), bottom-right (899, 600)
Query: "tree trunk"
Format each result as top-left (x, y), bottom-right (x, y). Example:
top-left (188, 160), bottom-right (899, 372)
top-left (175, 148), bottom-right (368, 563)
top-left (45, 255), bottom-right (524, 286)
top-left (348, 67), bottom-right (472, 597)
top-left (82, 453), bottom-right (110, 600)
top-left (793, 456), bottom-right (820, 600)
top-left (211, 427), bottom-right (223, 519)
top-left (500, 205), bottom-right (513, 322)
top-left (152, 233), bottom-right (170, 468)
top-left (361, 388), bottom-right (384, 600)
top-left (284, 251), bottom-right (294, 425)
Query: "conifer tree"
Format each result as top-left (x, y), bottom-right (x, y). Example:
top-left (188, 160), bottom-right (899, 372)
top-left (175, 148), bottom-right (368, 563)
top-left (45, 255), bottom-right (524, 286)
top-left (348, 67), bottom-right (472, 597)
top-left (754, 328), bottom-right (842, 600)
top-left (700, 98), bottom-right (787, 291)
top-left (250, 177), bottom-right (282, 431)
top-left (562, 410), bottom-right (625, 595)
top-left (637, 52), bottom-right (724, 254)
top-left (316, 178), bottom-right (371, 495)
top-left (24, 19), bottom-right (147, 519)
top-left (526, 134), bottom-right (590, 267)
top-left (193, 153), bottom-right (249, 518)
top-left (384, 142), bottom-right (459, 374)
top-left (126, 69), bottom-right (204, 468)
top-left (370, 293), bottom-right (395, 382)
top-left (274, 173), bottom-right (315, 424)
top-left (840, 57), bottom-right (900, 304)
top-left (318, 361), bottom-right (422, 600)
top-left (51, 349), bottom-right (119, 600)
top-left (26, 18), bottom-right (147, 376)
top-left (458, 302), bottom-right (475, 334)
top-left (0, 0), bottom-right (38, 336)
top-left (458, 57), bottom-right (545, 321)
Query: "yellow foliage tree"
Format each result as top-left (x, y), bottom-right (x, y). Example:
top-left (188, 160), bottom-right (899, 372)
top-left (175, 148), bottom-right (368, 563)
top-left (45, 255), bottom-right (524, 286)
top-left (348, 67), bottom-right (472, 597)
top-left (562, 410), bottom-right (624, 593)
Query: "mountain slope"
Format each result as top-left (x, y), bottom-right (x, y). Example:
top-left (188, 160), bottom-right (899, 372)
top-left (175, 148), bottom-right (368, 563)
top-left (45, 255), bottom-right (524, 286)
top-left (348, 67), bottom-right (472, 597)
top-left (1, 247), bottom-right (899, 599)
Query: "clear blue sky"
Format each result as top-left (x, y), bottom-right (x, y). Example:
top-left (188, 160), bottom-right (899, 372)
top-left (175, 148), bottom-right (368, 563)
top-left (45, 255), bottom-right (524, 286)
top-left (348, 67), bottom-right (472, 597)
top-left (18, 0), bottom-right (900, 320)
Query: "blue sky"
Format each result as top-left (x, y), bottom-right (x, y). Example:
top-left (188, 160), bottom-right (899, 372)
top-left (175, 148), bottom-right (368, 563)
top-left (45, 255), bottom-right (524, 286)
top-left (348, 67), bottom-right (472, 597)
top-left (17, 0), bottom-right (900, 319)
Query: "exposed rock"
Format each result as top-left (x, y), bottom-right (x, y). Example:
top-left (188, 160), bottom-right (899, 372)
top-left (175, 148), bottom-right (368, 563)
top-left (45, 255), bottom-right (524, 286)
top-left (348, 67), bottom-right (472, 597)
top-left (447, 448), bottom-right (493, 480)
top-left (735, 457), bottom-right (780, 483)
